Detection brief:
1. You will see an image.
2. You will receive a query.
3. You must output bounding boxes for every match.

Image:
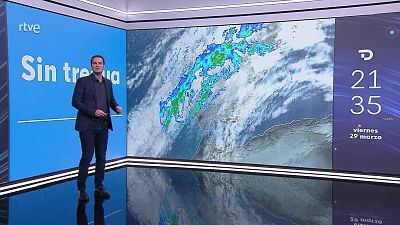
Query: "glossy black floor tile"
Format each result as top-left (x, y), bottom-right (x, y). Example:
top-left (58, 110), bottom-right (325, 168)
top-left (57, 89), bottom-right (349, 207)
top-left (333, 181), bottom-right (400, 224)
top-left (0, 198), bottom-right (7, 225)
top-left (2, 167), bottom-right (400, 225)
top-left (126, 167), bottom-right (400, 225)
top-left (127, 167), bottom-right (332, 225)
top-left (3, 168), bottom-right (126, 225)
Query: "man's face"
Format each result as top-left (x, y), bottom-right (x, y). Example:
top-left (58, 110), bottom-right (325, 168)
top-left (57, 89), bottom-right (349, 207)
top-left (91, 57), bottom-right (104, 74)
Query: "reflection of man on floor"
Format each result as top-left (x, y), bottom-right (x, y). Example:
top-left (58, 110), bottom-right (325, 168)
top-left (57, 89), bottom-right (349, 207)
top-left (77, 195), bottom-right (106, 225)
top-left (72, 55), bottom-right (122, 202)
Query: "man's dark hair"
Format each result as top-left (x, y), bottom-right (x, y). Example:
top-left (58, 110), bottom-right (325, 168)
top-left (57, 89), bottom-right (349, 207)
top-left (91, 55), bottom-right (105, 65)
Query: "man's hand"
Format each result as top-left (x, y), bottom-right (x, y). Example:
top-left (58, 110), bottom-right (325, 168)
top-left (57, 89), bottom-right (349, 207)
top-left (115, 106), bottom-right (122, 114)
top-left (95, 109), bottom-right (108, 118)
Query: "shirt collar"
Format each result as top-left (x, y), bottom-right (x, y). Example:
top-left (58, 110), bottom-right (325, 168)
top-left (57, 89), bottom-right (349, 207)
top-left (90, 73), bottom-right (104, 83)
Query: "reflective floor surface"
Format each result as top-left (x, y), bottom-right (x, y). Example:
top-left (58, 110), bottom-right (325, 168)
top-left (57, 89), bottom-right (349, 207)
top-left (1, 167), bottom-right (400, 225)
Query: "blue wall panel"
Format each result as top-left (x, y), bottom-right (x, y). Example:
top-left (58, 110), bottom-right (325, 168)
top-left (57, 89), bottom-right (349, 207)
top-left (7, 2), bottom-right (127, 181)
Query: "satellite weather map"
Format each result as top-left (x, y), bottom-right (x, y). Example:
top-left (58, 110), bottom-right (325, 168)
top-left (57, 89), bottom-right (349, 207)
top-left (127, 19), bottom-right (334, 169)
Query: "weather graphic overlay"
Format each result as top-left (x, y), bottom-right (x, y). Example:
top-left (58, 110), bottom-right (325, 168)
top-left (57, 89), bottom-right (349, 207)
top-left (127, 19), bottom-right (334, 169)
top-left (333, 13), bottom-right (400, 174)
top-left (159, 24), bottom-right (276, 137)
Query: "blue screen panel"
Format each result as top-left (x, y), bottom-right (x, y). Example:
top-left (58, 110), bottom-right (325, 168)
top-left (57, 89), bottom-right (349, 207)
top-left (7, 2), bottom-right (127, 180)
top-left (333, 13), bottom-right (400, 175)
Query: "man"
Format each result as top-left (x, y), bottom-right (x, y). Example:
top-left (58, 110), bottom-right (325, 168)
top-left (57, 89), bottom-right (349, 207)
top-left (72, 55), bottom-right (122, 202)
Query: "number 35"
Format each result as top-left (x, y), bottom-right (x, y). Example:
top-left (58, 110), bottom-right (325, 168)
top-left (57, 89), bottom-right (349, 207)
top-left (351, 96), bottom-right (381, 115)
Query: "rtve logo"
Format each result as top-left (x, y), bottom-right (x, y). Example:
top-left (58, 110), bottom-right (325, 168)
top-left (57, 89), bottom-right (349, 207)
top-left (18, 22), bottom-right (40, 34)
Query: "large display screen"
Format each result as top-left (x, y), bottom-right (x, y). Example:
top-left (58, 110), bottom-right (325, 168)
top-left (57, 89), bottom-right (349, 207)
top-left (333, 13), bottom-right (400, 174)
top-left (127, 19), bottom-right (334, 169)
top-left (7, 2), bottom-right (127, 180)
top-left (127, 12), bottom-right (400, 174)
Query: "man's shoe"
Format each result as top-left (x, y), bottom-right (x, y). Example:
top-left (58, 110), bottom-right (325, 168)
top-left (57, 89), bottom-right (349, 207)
top-left (79, 191), bottom-right (89, 202)
top-left (94, 187), bottom-right (110, 199)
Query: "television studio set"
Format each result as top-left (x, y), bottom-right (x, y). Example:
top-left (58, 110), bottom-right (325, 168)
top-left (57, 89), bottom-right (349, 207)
top-left (1, 0), bottom-right (400, 224)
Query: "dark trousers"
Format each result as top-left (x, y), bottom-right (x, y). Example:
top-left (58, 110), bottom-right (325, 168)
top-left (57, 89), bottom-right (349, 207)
top-left (77, 121), bottom-right (108, 191)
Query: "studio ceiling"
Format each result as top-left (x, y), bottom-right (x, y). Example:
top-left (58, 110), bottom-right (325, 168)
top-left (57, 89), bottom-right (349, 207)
top-left (7, 0), bottom-right (400, 29)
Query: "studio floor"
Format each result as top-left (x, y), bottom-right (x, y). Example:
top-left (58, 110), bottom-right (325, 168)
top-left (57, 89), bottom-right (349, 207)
top-left (1, 167), bottom-right (400, 225)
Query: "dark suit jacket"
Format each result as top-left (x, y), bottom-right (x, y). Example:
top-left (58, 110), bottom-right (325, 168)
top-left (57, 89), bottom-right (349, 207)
top-left (72, 74), bottom-right (119, 132)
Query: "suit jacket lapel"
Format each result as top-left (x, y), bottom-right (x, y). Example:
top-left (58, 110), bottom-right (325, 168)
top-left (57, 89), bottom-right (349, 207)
top-left (104, 78), bottom-right (110, 108)
top-left (89, 73), bottom-right (97, 104)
